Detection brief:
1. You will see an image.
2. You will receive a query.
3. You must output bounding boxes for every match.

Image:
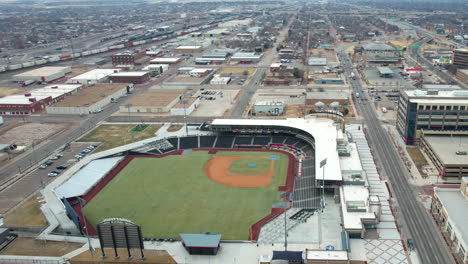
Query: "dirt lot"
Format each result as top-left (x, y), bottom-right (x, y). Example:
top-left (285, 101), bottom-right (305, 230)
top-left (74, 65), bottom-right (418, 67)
top-left (3, 195), bottom-right (47, 228)
top-left (0, 122), bottom-right (70, 147)
top-left (283, 104), bottom-right (306, 117)
top-left (0, 88), bottom-right (23, 97)
top-left (191, 89), bottom-right (240, 117)
top-left (387, 38), bottom-right (412, 48)
top-left (407, 147), bottom-right (429, 168)
top-left (0, 237), bottom-right (83, 256)
top-left (219, 68), bottom-right (256, 76)
top-left (78, 124), bottom-right (162, 152)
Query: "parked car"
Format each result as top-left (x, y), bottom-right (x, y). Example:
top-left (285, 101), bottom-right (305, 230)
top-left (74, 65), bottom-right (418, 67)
top-left (55, 153), bottom-right (63, 158)
top-left (45, 160), bottom-right (54, 165)
top-left (56, 165), bottom-right (68, 170)
top-left (74, 154), bottom-right (83, 159)
top-left (49, 155), bottom-right (59, 160)
top-left (48, 172), bottom-right (58, 177)
top-left (39, 164), bottom-right (48, 169)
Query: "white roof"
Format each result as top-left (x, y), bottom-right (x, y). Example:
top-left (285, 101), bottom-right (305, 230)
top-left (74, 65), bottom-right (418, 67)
top-left (195, 57), bottom-right (226, 61)
top-left (434, 188), bottom-right (468, 245)
top-left (32, 84), bottom-right (82, 99)
top-left (271, 63), bottom-right (282, 67)
top-left (176, 45), bottom-right (202, 49)
top-left (340, 186), bottom-right (375, 230)
top-left (110, 71), bottom-right (148, 77)
top-left (151, 57), bottom-right (180, 63)
top-left (0, 94), bottom-right (50, 105)
top-left (307, 250), bottom-right (348, 260)
top-left (69, 69), bottom-right (120, 81)
top-left (210, 118), bottom-right (342, 181)
top-left (54, 156), bottom-right (124, 198)
top-left (190, 68), bottom-right (211, 73)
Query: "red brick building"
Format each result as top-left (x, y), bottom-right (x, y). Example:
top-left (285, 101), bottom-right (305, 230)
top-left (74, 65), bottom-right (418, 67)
top-left (112, 51), bottom-right (147, 66)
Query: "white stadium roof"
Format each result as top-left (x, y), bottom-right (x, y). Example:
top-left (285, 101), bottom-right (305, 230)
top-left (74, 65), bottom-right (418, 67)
top-left (210, 118), bottom-right (343, 182)
top-left (54, 156), bottom-right (124, 199)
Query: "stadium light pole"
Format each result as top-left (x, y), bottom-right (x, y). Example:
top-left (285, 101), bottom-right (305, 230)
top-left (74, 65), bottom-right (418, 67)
top-left (319, 158), bottom-right (327, 248)
top-left (78, 197), bottom-right (94, 256)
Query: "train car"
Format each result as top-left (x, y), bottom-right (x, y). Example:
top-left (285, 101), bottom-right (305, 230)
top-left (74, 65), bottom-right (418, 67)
top-left (0, 65), bottom-right (6, 72)
top-left (48, 56), bottom-right (60, 62)
top-left (82, 51), bottom-right (91, 56)
top-left (134, 40), bottom-right (145, 45)
top-left (59, 55), bottom-right (71, 60)
top-left (35, 59), bottom-right (47, 65)
top-left (22, 61), bottom-right (35, 67)
top-left (72, 53), bottom-right (81, 58)
top-left (99, 47), bottom-right (109, 52)
top-left (7, 64), bottom-right (22, 70)
top-left (123, 42), bottom-right (133, 47)
top-left (109, 45), bottom-right (120, 51)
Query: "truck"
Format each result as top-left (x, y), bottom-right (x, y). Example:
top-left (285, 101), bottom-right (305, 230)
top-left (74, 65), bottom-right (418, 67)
top-left (349, 72), bottom-right (356, 80)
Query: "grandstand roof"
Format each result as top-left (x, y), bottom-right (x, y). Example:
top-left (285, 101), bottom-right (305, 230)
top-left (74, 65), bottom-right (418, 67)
top-left (54, 156), bottom-right (124, 198)
top-left (210, 118), bottom-right (343, 182)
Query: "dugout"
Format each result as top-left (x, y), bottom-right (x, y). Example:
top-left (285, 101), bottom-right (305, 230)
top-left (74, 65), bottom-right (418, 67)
top-left (179, 233), bottom-right (221, 255)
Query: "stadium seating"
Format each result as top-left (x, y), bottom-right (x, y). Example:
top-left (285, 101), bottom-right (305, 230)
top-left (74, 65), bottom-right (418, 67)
top-left (284, 137), bottom-right (298, 146)
top-left (234, 136), bottom-right (253, 145)
top-left (199, 136), bottom-right (217, 148)
top-left (179, 136), bottom-right (198, 149)
top-left (253, 136), bottom-right (271, 146)
top-left (214, 136), bottom-right (235, 148)
top-left (271, 136), bottom-right (287, 144)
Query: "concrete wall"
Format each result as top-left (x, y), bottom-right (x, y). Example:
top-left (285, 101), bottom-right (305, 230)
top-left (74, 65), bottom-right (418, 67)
top-left (170, 98), bottom-right (200, 115)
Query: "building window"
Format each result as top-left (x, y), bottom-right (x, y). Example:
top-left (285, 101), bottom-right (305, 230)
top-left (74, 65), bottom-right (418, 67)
top-left (426, 105), bottom-right (431, 110)
top-left (459, 245), bottom-right (465, 262)
top-left (440, 106), bottom-right (445, 110)
top-left (432, 105), bottom-right (437, 110)
top-left (419, 105), bottom-right (424, 110)
top-left (446, 106), bottom-right (452, 110)
top-left (461, 106), bottom-right (466, 111)
top-left (454, 106), bottom-right (459, 110)
top-left (447, 223), bottom-right (453, 237)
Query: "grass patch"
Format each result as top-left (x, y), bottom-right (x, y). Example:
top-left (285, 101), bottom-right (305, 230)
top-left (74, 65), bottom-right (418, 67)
top-left (228, 157), bottom-right (271, 175)
top-left (406, 147), bottom-right (429, 167)
top-left (3, 196), bottom-right (47, 228)
top-left (129, 124), bottom-right (149, 133)
top-left (167, 124), bottom-right (183, 132)
top-left (83, 151), bottom-right (289, 240)
top-left (79, 125), bottom-right (162, 152)
top-left (0, 237), bottom-right (83, 256)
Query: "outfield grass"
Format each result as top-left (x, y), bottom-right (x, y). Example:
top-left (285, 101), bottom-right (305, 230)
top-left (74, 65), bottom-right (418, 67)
top-left (83, 151), bottom-right (289, 240)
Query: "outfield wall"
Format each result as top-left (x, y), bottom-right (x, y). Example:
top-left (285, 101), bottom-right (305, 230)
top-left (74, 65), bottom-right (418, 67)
top-left (70, 148), bottom-right (296, 240)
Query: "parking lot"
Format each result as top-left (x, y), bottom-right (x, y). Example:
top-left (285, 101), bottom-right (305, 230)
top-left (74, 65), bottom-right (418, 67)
top-left (362, 67), bottom-right (409, 87)
top-left (191, 89), bottom-right (240, 117)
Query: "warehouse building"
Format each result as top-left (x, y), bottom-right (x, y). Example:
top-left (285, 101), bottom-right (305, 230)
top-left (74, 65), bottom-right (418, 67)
top-left (13, 66), bottom-right (71, 83)
top-left (46, 83), bottom-right (130, 115)
top-left (361, 41), bottom-right (396, 56)
top-left (431, 178), bottom-right (468, 264)
top-left (306, 92), bottom-right (349, 105)
top-left (253, 101), bottom-right (284, 116)
top-left (67, 69), bottom-right (121, 85)
top-left (0, 84), bottom-right (83, 116)
top-left (420, 135), bottom-right (468, 179)
top-left (231, 52), bottom-right (263, 63)
top-left (120, 89), bottom-right (183, 113)
top-left (109, 71), bottom-right (150, 84)
top-left (150, 57), bottom-right (181, 65)
top-left (195, 58), bottom-right (225, 65)
top-left (308, 57), bottom-right (327, 66)
top-left (170, 97), bottom-right (200, 116)
top-left (142, 64), bottom-right (169, 75)
top-left (453, 49), bottom-right (468, 69)
top-left (174, 46), bottom-right (203, 53)
top-left (397, 89), bottom-right (468, 144)
top-left (112, 50), bottom-right (147, 66)
top-left (210, 74), bottom-right (231, 85)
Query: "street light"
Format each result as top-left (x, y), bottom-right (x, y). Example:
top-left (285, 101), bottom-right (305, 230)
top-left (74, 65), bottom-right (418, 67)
top-left (78, 197), bottom-right (94, 256)
top-left (318, 158), bottom-right (327, 248)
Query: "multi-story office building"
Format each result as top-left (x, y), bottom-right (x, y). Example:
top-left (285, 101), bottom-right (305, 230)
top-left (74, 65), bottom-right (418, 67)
top-left (453, 49), bottom-right (468, 69)
top-left (112, 51), bottom-right (146, 66)
top-left (397, 89), bottom-right (468, 144)
top-left (431, 177), bottom-right (468, 263)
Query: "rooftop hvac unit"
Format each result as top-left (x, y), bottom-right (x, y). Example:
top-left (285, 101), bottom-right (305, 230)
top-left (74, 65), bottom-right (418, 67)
top-left (28, 98), bottom-right (36, 102)
top-left (24, 93), bottom-right (31, 97)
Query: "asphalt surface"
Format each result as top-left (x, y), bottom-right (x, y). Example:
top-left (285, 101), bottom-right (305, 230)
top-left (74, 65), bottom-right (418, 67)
top-left (339, 51), bottom-right (454, 264)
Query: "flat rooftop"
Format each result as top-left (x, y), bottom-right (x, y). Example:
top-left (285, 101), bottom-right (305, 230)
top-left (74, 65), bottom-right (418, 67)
top-left (175, 46), bottom-right (202, 49)
top-left (173, 97), bottom-right (197, 108)
top-left (51, 83), bottom-right (128, 107)
top-left (69, 69), bottom-right (120, 81)
top-left (13, 66), bottom-right (70, 77)
top-left (405, 89), bottom-right (468, 101)
top-left (434, 188), bottom-right (468, 245)
top-left (150, 58), bottom-right (180, 63)
top-left (125, 90), bottom-right (182, 107)
top-left (306, 92), bottom-right (348, 100)
top-left (377, 67), bottom-right (394, 75)
top-left (110, 71), bottom-right (148, 77)
top-left (424, 135), bottom-right (468, 165)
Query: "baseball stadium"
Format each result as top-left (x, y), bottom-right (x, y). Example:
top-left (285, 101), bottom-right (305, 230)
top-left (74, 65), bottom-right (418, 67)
top-left (53, 118), bottom-right (343, 241)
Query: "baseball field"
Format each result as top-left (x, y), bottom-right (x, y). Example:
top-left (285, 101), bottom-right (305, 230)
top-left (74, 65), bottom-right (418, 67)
top-left (83, 150), bottom-right (290, 240)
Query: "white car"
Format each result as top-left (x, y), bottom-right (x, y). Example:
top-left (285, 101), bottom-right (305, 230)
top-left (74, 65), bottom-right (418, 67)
top-left (74, 154), bottom-right (83, 159)
top-left (48, 172), bottom-right (58, 177)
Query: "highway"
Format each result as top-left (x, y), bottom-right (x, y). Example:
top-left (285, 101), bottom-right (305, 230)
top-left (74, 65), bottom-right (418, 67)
top-left (339, 51), bottom-right (454, 264)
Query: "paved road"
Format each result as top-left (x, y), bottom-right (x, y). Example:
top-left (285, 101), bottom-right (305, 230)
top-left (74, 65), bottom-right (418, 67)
top-left (339, 51), bottom-right (454, 264)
